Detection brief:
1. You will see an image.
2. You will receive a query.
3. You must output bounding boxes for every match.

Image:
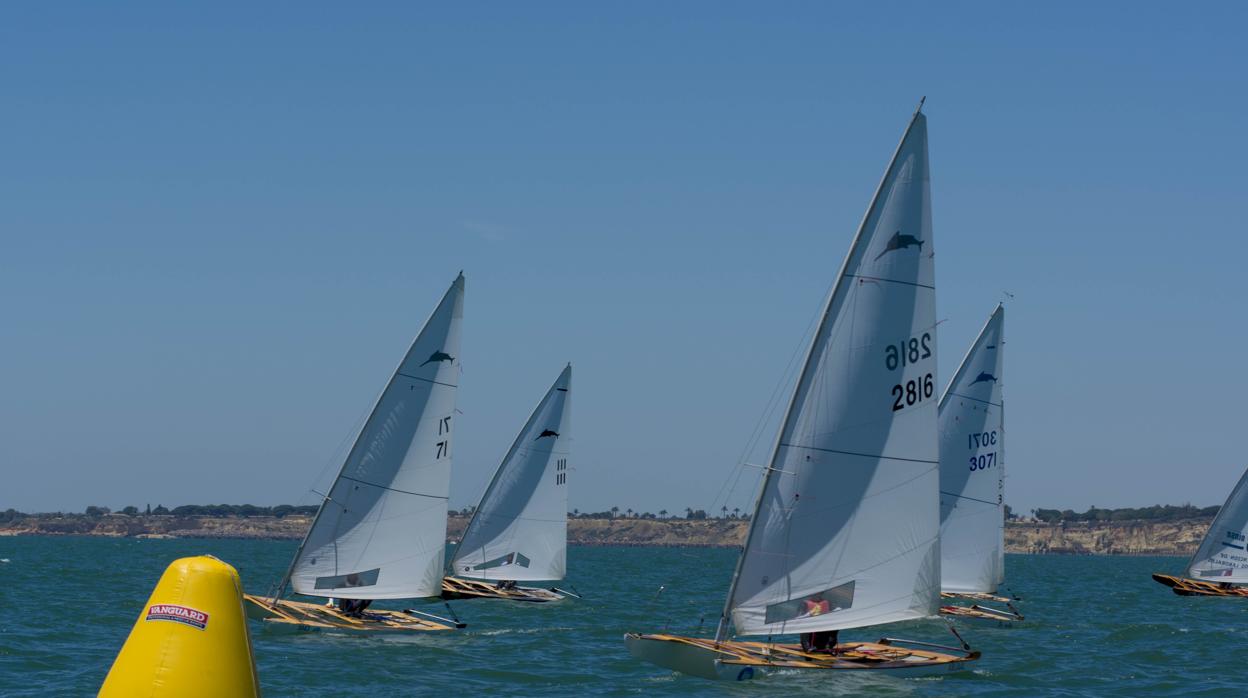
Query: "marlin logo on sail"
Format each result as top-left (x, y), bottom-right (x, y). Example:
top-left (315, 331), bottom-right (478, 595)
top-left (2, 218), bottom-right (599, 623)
top-left (536, 429), bottom-right (559, 439)
top-left (420, 351), bottom-right (454, 367)
top-left (970, 372), bottom-right (998, 385)
top-left (874, 231), bottom-right (924, 260)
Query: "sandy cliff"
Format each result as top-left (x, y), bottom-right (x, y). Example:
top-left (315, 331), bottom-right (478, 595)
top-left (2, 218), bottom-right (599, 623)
top-left (0, 514), bottom-right (1211, 556)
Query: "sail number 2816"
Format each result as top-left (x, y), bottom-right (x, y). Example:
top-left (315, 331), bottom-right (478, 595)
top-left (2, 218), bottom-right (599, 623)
top-left (891, 373), bottom-right (934, 411)
top-left (886, 333), bottom-right (934, 412)
top-left (884, 333), bottom-right (932, 371)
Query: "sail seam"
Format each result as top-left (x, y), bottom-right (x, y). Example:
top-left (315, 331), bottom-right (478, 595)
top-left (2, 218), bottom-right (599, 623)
top-left (944, 391), bottom-right (1002, 407)
top-left (395, 372), bottom-right (458, 388)
top-left (940, 491), bottom-right (998, 506)
top-left (845, 274), bottom-right (935, 290)
top-left (339, 475), bottom-right (449, 500)
top-left (779, 443), bottom-right (938, 464)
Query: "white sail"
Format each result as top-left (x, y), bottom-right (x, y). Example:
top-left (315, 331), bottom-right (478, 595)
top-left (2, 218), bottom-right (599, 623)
top-left (938, 305), bottom-right (1005, 594)
top-left (289, 273), bottom-right (464, 600)
top-left (451, 365), bottom-right (572, 582)
top-left (726, 107), bottom-right (940, 637)
top-left (1187, 467), bottom-right (1248, 582)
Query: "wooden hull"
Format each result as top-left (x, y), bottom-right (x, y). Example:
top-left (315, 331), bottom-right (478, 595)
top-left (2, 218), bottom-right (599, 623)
top-left (243, 595), bottom-right (458, 633)
top-left (939, 604), bottom-right (1023, 626)
top-left (440, 576), bottom-right (564, 603)
top-left (941, 591), bottom-right (1014, 604)
top-left (1152, 573), bottom-right (1248, 597)
top-left (624, 633), bottom-right (979, 681)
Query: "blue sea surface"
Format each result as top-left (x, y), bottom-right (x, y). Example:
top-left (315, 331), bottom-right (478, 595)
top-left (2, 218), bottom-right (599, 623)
top-left (0, 537), bottom-right (1242, 696)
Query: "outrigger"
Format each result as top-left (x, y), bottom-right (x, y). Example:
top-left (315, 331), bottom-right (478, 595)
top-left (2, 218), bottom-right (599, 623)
top-left (625, 635), bottom-right (979, 682)
top-left (440, 576), bottom-right (570, 603)
top-left (243, 273), bottom-right (469, 633)
top-left (1153, 465), bottom-right (1248, 597)
top-left (939, 594), bottom-right (1024, 626)
top-left (441, 365), bottom-right (578, 604)
top-left (1152, 574), bottom-right (1248, 597)
top-left (627, 101), bottom-right (979, 680)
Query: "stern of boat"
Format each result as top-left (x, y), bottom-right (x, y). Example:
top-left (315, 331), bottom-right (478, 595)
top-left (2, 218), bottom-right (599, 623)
top-left (624, 633), bottom-right (738, 681)
top-left (242, 594), bottom-right (284, 621)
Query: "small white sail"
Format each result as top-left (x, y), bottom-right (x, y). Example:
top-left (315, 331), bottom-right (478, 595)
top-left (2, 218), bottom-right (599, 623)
top-left (289, 273), bottom-right (464, 600)
top-left (938, 305), bottom-right (1006, 594)
top-left (451, 365), bottom-right (572, 582)
top-left (726, 108), bottom-right (940, 637)
top-left (1187, 467), bottom-right (1248, 582)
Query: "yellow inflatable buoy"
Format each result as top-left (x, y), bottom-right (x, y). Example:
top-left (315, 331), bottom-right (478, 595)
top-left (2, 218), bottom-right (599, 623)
top-left (100, 555), bottom-right (260, 697)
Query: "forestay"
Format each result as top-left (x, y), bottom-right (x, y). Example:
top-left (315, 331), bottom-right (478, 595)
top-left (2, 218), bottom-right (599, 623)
top-left (452, 365), bottom-right (572, 582)
top-left (726, 109), bottom-right (940, 637)
top-left (289, 273), bottom-right (464, 600)
top-left (1187, 467), bottom-right (1248, 582)
top-left (938, 305), bottom-right (1006, 594)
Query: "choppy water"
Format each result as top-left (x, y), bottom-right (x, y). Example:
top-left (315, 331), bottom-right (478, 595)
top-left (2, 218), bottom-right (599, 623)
top-left (0, 537), bottom-right (1243, 696)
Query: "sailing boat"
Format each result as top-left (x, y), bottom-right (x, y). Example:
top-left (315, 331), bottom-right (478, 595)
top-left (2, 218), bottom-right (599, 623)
top-left (936, 305), bottom-right (1023, 625)
top-left (442, 364), bottom-right (575, 603)
top-left (1153, 467), bottom-right (1248, 597)
top-left (626, 101), bottom-right (979, 680)
top-left (243, 273), bottom-right (467, 632)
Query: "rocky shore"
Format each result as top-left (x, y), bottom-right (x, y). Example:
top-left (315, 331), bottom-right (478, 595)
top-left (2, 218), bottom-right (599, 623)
top-left (0, 513), bottom-right (1212, 556)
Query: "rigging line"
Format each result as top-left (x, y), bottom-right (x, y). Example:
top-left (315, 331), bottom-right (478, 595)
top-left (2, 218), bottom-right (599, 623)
top-left (710, 280), bottom-right (830, 518)
top-left (940, 491), bottom-right (1000, 507)
top-left (945, 392), bottom-right (1002, 407)
top-left (339, 475), bottom-right (449, 500)
top-left (845, 274), bottom-right (935, 290)
top-left (778, 443), bottom-right (938, 464)
top-left (303, 402), bottom-right (375, 505)
top-left (395, 372), bottom-right (458, 388)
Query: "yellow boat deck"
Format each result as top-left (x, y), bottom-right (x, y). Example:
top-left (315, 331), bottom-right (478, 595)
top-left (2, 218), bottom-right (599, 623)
top-left (440, 576), bottom-right (564, 602)
top-left (1152, 573), bottom-right (1248, 597)
top-left (243, 595), bottom-right (458, 632)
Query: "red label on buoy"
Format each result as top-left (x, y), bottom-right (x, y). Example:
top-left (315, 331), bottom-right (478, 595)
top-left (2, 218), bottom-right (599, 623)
top-left (146, 604), bottom-right (209, 630)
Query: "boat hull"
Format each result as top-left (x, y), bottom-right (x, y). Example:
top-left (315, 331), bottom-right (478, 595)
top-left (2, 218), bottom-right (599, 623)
top-left (1152, 573), bottom-right (1248, 597)
top-left (440, 576), bottom-right (564, 602)
top-left (624, 633), bottom-right (979, 681)
top-left (242, 595), bottom-right (457, 633)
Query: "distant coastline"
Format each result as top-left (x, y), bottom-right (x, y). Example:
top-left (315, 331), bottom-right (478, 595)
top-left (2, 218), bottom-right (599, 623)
top-left (0, 510), bottom-right (1211, 556)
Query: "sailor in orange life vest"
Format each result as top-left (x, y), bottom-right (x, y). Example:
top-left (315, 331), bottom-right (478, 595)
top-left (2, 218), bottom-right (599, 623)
top-left (798, 595), bottom-right (838, 654)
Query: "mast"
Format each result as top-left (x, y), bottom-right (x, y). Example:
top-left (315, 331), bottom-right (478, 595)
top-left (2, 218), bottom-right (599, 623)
top-left (716, 99), bottom-right (928, 642)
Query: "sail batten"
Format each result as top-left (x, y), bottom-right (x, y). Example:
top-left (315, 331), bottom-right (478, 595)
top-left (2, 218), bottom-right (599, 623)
top-left (451, 365), bottom-right (572, 582)
top-left (724, 106), bottom-right (940, 638)
top-left (1186, 468), bottom-right (1248, 582)
top-left (287, 273), bottom-right (465, 600)
top-left (938, 305), bottom-right (1006, 594)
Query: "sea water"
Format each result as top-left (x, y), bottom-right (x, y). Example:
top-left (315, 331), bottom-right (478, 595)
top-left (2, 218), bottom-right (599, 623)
top-left (0, 537), bottom-right (1242, 696)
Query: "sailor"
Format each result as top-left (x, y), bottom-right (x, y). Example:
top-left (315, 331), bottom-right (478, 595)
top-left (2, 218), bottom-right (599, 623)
top-left (336, 573), bottom-right (373, 617)
top-left (798, 595), bottom-right (838, 654)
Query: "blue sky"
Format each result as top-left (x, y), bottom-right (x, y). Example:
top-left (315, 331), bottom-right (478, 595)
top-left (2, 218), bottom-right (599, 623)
top-left (3, 2), bottom-right (1245, 516)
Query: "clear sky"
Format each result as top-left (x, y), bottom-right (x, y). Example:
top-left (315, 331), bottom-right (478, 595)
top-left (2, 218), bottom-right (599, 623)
top-left (3, 2), bottom-right (1245, 517)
